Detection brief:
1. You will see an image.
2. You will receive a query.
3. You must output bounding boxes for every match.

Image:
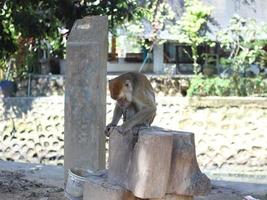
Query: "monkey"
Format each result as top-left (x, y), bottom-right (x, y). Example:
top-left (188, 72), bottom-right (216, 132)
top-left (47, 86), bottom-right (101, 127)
top-left (105, 72), bottom-right (156, 136)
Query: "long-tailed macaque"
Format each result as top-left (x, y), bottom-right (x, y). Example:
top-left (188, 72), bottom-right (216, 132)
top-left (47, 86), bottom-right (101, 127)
top-left (105, 72), bottom-right (156, 136)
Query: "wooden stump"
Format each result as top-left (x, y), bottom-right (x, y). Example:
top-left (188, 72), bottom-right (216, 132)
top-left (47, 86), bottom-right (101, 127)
top-left (167, 131), bottom-right (211, 196)
top-left (108, 128), bottom-right (135, 188)
top-left (128, 128), bottom-right (174, 198)
top-left (108, 127), bottom-right (211, 199)
top-left (108, 127), bottom-right (173, 199)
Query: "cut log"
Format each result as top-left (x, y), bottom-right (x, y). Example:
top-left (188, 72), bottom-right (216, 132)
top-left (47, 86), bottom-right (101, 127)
top-left (108, 127), bottom-right (174, 199)
top-left (128, 127), bottom-right (174, 198)
top-left (167, 131), bottom-right (211, 196)
top-left (108, 128), bottom-right (136, 188)
top-left (108, 127), bottom-right (211, 199)
top-left (83, 171), bottom-right (136, 200)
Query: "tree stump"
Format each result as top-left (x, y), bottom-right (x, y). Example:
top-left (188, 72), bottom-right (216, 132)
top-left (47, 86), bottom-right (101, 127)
top-left (108, 128), bottom-right (135, 188)
top-left (108, 127), bottom-right (211, 199)
top-left (167, 131), bottom-right (211, 196)
top-left (128, 128), bottom-right (174, 198)
top-left (108, 127), bottom-right (173, 199)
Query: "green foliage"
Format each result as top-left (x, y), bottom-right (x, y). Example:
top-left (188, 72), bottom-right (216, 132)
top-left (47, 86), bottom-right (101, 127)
top-left (217, 15), bottom-right (267, 95)
top-left (187, 76), bottom-right (267, 97)
top-left (100, 0), bottom-right (139, 34)
top-left (125, 0), bottom-right (175, 49)
top-left (0, 1), bottom-right (66, 80)
top-left (0, 0), bottom-right (142, 80)
top-left (169, 0), bottom-right (214, 74)
top-left (188, 15), bottom-right (267, 97)
top-left (9, 1), bottom-right (60, 38)
top-left (177, 0), bottom-right (213, 43)
top-left (0, 2), bottom-right (18, 60)
top-left (187, 76), bottom-right (231, 96)
top-left (217, 15), bottom-right (267, 72)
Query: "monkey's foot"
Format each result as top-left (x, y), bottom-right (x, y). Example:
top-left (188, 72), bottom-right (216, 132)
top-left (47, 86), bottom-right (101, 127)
top-left (115, 126), bottom-right (127, 135)
top-left (131, 124), bottom-right (150, 136)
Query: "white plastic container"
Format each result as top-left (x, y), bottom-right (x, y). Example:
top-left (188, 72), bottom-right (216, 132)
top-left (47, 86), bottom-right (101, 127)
top-left (65, 168), bottom-right (91, 199)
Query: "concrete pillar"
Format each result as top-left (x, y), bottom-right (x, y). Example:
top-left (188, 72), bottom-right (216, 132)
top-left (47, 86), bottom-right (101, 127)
top-left (64, 16), bottom-right (107, 181)
top-left (153, 44), bottom-right (164, 74)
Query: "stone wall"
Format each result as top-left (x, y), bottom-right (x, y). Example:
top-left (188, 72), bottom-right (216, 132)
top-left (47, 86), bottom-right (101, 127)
top-left (0, 97), bottom-right (64, 165)
top-left (16, 75), bottom-right (64, 97)
top-left (16, 75), bottom-right (189, 97)
top-left (1, 96), bottom-right (267, 176)
top-left (153, 97), bottom-right (267, 176)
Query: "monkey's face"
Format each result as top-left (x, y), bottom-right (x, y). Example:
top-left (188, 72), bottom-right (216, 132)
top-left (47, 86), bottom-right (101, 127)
top-left (109, 79), bottom-right (133, 109)
top-left (117, 97), bottom-right (130, 108)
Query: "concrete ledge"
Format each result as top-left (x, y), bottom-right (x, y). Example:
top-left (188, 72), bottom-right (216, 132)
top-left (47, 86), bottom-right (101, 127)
top-left (186, 96), bottom-right (267, 108)
top-left (153, 96), bottom-right (267, 108)
top-left (83, 171), bottom-right (136, 200)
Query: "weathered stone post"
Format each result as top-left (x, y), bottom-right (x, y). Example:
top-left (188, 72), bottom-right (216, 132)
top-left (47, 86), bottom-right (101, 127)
top-left (64, 16), bottom-right (108, 181)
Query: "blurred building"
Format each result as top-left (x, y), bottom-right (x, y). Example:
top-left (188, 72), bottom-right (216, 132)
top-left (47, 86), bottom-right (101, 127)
top-left (107, 0), bottom-right (267, 74)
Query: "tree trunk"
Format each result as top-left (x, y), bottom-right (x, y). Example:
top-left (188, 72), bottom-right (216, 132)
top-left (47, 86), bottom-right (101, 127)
top-left (192, 46), bottom-right (200, 75)
top-left (111, 35), bottom-right (117, 61)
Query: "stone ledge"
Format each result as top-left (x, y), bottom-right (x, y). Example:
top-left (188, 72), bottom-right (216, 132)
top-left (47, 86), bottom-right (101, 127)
top-left (187, 96), bottom-right (267, 108)
top-left (83, 171), bottom-right (136, 200)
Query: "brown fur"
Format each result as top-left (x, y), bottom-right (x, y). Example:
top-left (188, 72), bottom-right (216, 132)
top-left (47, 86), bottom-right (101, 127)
top-left (105, 72), bottom-right (156, 135)
top-left (109, 79), bottom-right (123, 100)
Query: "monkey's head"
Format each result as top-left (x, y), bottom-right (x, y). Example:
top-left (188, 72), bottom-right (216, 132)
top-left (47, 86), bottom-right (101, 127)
top-left (109, 77), bottom-right (133, 108)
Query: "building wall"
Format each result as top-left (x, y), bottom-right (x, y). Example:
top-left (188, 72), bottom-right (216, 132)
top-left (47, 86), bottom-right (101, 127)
top-left (204, 0), bottom-right (267, 26)
top-left (202, 0), bottom-right (267, 38)
top-left (0, 96), bottom-right (267, 177)
top-left (107, 62), bottom-right (153, 73)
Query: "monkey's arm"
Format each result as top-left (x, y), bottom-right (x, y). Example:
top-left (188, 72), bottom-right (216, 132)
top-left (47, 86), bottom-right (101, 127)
top-left (105, 104), bottom-right (123, 136)
top-left (121, 103), bottom-right (156, 131)
top-left (110, 103), bottom-right (123, 125)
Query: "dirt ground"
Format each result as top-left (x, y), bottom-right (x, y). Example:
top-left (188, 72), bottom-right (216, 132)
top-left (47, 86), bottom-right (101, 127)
top-left (0, 170), bottom-right (266, 200)
top-left (0, 170), bottom-right (65, 200)
top-left (197, 185), bottom-right (266, 200)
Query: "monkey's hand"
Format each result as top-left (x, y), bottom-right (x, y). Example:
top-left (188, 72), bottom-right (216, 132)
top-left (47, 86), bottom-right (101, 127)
top-left (115, 126), bottom-right (127, 135)
top-left (105, 123), bottom-right (116, 137)
top-left (105, 125), bottom-right (131, 136)
top-left (116, 124), bottom-right (135, 135)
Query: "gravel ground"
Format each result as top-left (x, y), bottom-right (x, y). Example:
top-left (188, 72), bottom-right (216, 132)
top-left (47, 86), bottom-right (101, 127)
top-left (0, 170), bottom-right (64, 200)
